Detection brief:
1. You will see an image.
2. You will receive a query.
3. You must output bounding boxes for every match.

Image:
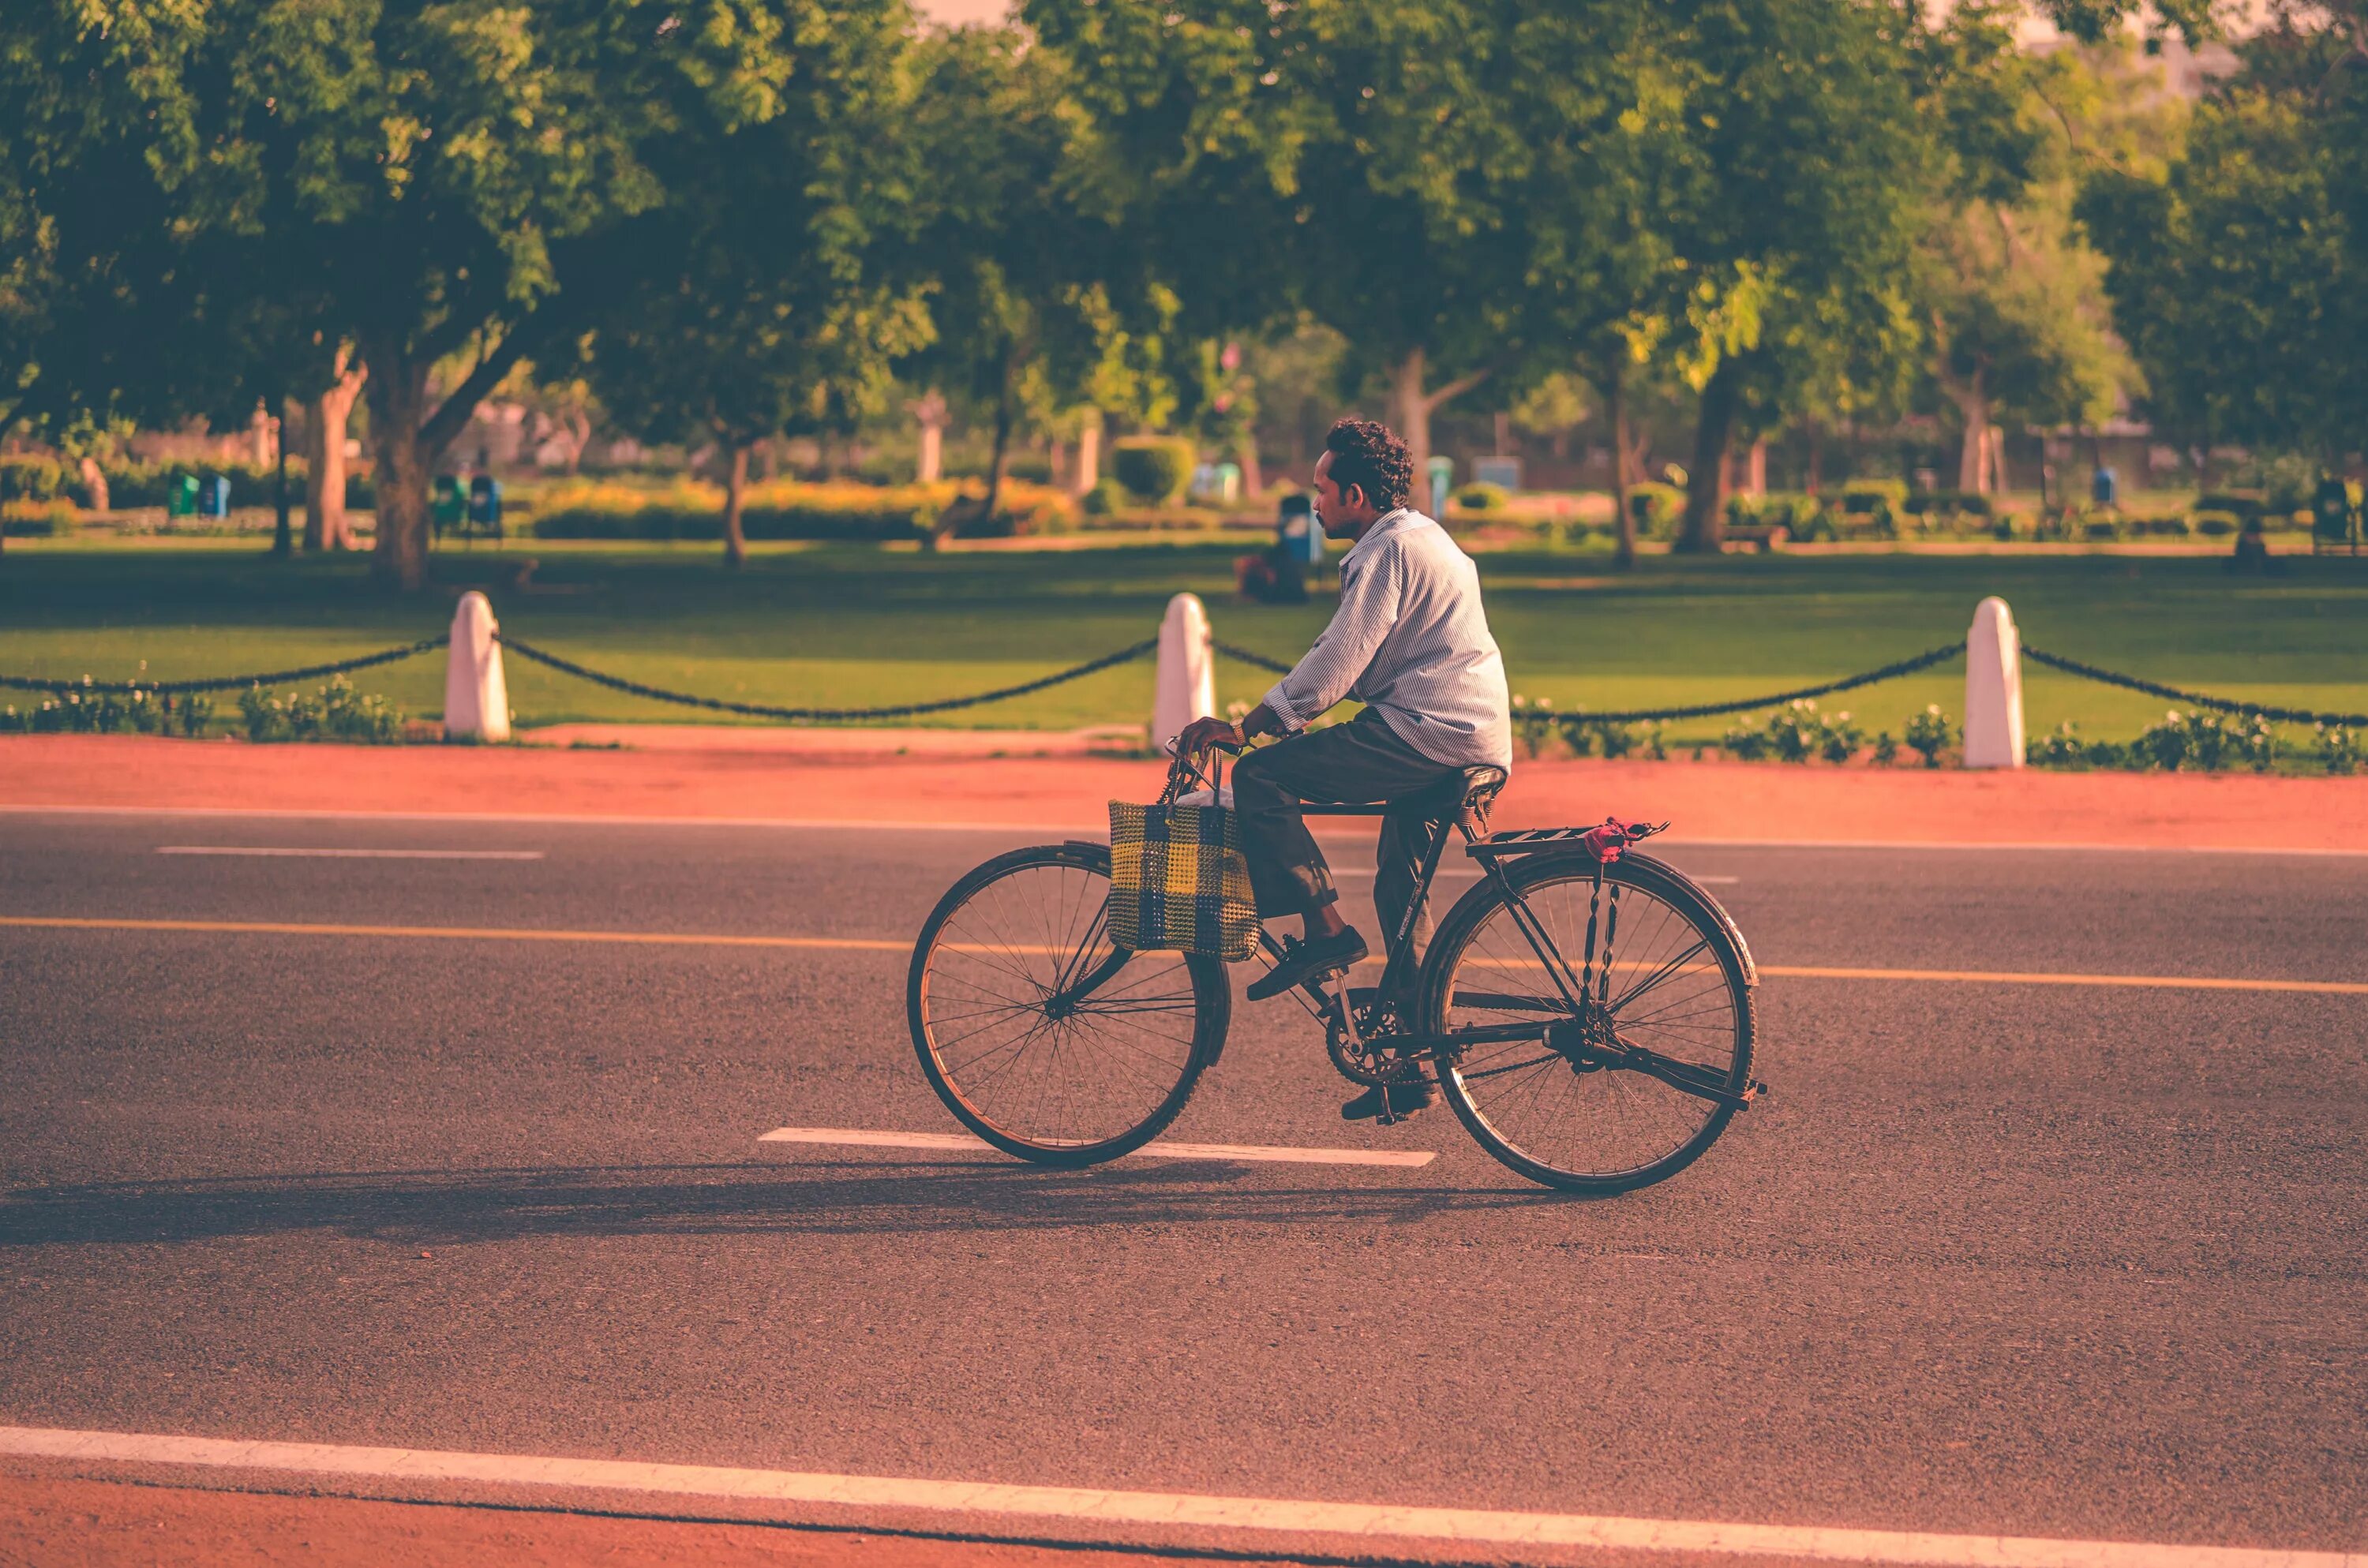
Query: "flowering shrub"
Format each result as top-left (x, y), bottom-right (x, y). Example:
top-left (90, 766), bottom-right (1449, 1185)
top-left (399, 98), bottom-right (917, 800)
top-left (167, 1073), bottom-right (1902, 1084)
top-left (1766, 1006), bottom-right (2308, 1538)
top-left (0, 684), bottom-right (207, 735)
top-left (1722, 700), bottom-right (1861, 763)
top-left (1904, 704), bottom-right (1953, 767)
top-left (2317, 723), bottom-right (2361, 776)
top-left (238, 675), bottom-right (404, 744)
top-left (1509, 694), bottom-right (1559, 758)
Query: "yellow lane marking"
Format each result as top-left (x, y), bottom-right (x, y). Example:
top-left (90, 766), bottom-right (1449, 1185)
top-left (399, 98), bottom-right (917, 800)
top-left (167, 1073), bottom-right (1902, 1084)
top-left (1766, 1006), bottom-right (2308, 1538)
top-left (1757, 964), bottom-right (2368, 996)
top-left (7, 915), bottom-right (2366, 995)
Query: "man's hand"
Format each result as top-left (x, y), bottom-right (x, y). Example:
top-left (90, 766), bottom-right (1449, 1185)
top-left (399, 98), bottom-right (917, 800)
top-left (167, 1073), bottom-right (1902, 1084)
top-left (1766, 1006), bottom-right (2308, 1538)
top-left (1176, 715), bottom-right (1245, 757)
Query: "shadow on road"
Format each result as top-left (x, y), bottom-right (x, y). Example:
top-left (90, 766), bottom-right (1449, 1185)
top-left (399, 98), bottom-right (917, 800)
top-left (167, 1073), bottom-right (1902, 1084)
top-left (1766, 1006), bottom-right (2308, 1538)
top-left (0, 1158), bottom-right (1582, 1248)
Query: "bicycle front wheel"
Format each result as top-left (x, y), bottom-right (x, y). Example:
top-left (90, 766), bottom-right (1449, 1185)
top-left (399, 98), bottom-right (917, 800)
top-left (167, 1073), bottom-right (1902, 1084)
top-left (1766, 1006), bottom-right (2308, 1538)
top-left (908, 842), bottom-right (1230, 1166)
top-left (1419, 852), bottom-right (1756, 1194)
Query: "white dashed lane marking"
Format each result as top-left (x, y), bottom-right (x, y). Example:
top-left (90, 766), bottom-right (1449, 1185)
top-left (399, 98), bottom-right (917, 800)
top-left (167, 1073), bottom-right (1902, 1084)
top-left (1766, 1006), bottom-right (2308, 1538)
top-left (759, 1126), bottom-right (1436, 1168)
top-left (156, 846), bottom-right (545, 860)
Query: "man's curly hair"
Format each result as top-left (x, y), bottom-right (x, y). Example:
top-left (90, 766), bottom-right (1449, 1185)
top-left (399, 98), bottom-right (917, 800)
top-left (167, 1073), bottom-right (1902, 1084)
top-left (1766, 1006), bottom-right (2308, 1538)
top-left (1323, 417), bottom-right (1414, 513)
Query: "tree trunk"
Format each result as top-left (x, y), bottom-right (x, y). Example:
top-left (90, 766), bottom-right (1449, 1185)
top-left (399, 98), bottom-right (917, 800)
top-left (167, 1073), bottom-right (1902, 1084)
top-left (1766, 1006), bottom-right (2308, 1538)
top-left (1072, 415), bottom-right (1101, 495)
top-left (722, 440), bottom-right (749, 569)
top-left (1390, 349), bottom-right (1433, 483)
top-left (1676, 362), bottom-right (1742, 554)
top-left (1608, 369), bottom-right (1635, 569)
top-left (1235, 423), bottom-right (1262, 498)
top-left (272, 399), bottom-right (293, 557)
top-left (1804, 421), bottom-right (1823, 496)
top-left (1743, 437), bottom-right (1767, 497)
top-left (363, 343), bottom-right (434, 590)
top-left (1388, 347), bottom-right (1493, 512)
top-left (305, 352), bottom-right (367, 552)
top-left (78, 456), bottom-right (109, 512)
top-left (1951, 381), bottom-right (1991, 494)
top-left (929, 353), bottom-right (1016, 549)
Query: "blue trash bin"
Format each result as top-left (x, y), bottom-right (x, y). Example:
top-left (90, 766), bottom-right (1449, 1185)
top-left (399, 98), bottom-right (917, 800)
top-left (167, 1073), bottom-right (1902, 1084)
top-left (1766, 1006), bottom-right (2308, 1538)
top-left (199, 476), bottom-right (230, 518)
top-left (2091, 466), bottom-right (2118, 507)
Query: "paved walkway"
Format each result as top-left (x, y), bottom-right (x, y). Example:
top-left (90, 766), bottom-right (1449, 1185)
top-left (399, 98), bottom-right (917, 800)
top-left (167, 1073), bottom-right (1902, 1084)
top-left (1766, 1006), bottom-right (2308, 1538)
top-left (6, 734), bottom-right (2368, 849)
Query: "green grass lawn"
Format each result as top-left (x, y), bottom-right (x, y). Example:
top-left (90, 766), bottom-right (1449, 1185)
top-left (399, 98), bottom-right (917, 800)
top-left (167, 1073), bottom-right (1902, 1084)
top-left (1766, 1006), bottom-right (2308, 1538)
top-left (4, 537), bottom-right (2365, 747)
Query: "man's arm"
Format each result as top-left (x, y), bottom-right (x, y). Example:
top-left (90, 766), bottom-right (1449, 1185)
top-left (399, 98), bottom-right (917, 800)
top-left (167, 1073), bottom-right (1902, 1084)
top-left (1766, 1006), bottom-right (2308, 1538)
top-left (1178, 551), bottom-right (1403, 756)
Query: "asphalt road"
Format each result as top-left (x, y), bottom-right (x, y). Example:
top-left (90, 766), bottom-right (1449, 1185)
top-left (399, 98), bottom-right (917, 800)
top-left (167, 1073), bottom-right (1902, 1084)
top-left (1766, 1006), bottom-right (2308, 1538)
top-left (2, 810), bottom-right (2363, 1561)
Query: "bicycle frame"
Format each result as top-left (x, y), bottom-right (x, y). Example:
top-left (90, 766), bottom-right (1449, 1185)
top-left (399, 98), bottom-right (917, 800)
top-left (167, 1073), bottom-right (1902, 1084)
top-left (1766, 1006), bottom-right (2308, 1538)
top-left (1067, 749), bottom-right (1757, 1114)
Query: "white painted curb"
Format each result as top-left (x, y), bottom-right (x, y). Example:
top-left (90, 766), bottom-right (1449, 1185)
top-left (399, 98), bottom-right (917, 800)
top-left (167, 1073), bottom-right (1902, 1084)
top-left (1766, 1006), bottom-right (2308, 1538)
top-left (1152, 592), bottom-right (1215, 754)
top-left (443, 590), bottom-right (511, 743)
top-left (1964, 595), bottom-right (2024, 769)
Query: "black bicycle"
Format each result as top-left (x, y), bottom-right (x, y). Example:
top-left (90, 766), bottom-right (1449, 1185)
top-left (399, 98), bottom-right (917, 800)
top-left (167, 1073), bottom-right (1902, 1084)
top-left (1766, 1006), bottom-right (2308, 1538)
top-left (906, 751), bottom-right (1763, 1193)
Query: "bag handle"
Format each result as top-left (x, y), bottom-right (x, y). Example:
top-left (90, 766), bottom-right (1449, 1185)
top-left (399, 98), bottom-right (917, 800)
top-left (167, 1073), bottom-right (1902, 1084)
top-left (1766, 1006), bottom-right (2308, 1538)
top-left (1158, 736), bottom-right (1225, 806)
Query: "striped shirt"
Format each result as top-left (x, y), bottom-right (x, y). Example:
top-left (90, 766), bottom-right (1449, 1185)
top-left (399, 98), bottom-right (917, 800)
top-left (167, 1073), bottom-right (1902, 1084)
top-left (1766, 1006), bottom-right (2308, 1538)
top-left (1259, 508), bottom-right (1513, 770)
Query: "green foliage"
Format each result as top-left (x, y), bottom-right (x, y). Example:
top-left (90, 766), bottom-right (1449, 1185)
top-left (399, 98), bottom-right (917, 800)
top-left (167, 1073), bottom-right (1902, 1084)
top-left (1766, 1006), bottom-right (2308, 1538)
top-left (529, 479), bottom-right (1076, 542)
top-left (2126, 709), bottom-right (2279, 773)
top-left (1081, 479), bottom-right (1125, 518)
top-left (1625, 482), bottom-right (1684, 537)
top-left (0, 684), bottom-right (209, 735)
top-left (2, 499), bottom-right (75, 537)
top-left (237, 676), bottom-right (404, 744)
top-left (2081, 66), bottom-right (2368, 459)
top-left (1905, 704), bottom-right (1954, 767)
top-left (1111, 439), bottom-right (1195, 505)
top-left (0, 455), bottom-right (64, 501)
top-left (1453, 483), bottom-right (1510, 513)
top-left (2317, 723), bottom-right (2362, 777)
top-left (1720, 699), bottom-right (1863, 764)
top-left (1509, 694), bottom-right (1559, 760)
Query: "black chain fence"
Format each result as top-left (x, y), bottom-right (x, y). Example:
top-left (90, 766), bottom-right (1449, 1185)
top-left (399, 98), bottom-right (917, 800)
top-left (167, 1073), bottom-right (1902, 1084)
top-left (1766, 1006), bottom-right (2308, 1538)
top-left (8, 620), bottom-right (2361, 734)
top-left (0, 635), bottom-right (450, 697)
top-left (2021, 646), bottom-right (2368, 729)
top-left (493, 633), bottom-right (1160, 723)
top-left (1214, 638), bottom-right (1964, 724)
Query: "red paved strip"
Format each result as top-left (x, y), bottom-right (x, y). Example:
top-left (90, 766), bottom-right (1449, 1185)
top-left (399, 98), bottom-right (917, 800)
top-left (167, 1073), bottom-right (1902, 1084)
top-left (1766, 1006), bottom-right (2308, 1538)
top-left (6, 734), bottom-right (2368, 852)
top-left (0, 1473), bottom-right (1329, 1568)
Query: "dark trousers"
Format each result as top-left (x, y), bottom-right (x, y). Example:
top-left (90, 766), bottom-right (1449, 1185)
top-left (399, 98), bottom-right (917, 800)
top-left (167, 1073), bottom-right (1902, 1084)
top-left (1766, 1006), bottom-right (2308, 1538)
top-left (1231, 709), bottom-right (1461, 952)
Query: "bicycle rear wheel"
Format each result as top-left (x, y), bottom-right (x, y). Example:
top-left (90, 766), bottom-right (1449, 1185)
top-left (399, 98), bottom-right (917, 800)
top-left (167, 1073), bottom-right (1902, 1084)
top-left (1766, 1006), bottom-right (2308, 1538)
top-left (908, 842), bottom-right (1229, 1166)
top-left (1418, 852), bottom-right (1755, 1194)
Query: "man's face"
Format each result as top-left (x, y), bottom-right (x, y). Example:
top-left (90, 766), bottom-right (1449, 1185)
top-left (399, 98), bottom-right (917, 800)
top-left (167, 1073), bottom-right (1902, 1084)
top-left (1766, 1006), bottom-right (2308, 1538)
top-left (1311, 451), bottom-right (1366, 539)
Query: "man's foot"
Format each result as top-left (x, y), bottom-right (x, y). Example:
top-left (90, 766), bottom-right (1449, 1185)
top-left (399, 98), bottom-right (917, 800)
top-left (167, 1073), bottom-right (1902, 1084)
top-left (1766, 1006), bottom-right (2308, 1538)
top-left (1246, 927), bottom-right (1369, 1001)
top-left (1341, 1076), bottom-right (1441, 1122)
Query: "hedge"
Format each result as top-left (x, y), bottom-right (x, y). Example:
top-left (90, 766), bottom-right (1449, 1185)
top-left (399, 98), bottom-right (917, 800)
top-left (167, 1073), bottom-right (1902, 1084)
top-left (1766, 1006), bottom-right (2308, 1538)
top-left (530, 478), bottom-right (1077, 542)
top-left (99, 459), bottom-right (373, 511)
top-left (2, 498), bottom-right (75, 536)
top-left (1111, 437), bottom-right (1195, 504)
top-left (0, 454), bottom-right (65, 502)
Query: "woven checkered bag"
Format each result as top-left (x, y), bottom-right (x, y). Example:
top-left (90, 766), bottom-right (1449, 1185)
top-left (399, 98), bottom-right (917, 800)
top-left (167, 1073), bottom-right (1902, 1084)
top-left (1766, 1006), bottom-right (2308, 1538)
top-left (1107, 799), bottom-right (1258, 961)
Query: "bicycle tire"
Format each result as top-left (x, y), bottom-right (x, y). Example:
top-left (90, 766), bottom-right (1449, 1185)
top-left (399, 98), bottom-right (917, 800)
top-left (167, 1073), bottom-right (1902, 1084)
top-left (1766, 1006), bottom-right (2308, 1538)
top-left (908, 841), bottom-right (1230, 1166)
top-left (1418, 851), bottom-right (1757, 1195)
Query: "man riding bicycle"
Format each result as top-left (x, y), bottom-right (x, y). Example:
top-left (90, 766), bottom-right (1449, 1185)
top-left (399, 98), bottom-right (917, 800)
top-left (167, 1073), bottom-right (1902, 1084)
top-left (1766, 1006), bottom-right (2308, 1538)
top-left (1177, 418), bottom-right (1512, 1121)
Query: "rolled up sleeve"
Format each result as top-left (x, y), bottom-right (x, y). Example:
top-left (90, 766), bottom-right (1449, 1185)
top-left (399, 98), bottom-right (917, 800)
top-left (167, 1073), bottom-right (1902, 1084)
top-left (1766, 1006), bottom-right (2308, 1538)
top-left (1260, 548), bottom-right (1404, 731)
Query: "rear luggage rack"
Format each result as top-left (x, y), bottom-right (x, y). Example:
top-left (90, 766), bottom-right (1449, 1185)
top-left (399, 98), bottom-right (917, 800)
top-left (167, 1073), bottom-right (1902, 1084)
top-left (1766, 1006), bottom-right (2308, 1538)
top-left (1467, 819), bottom-right (1669, 862)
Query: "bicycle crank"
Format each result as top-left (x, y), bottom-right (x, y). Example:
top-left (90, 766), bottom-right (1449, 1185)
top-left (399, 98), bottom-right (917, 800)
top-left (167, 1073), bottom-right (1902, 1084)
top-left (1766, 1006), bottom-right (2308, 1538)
top-left (1325, 984), bottom-right (1425, 1087)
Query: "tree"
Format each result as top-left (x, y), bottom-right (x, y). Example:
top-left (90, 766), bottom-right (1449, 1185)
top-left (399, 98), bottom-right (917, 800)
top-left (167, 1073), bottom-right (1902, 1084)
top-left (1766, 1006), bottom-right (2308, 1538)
top-left (2081, 29), bottom-right (2368, 463)
top-left (1646, 0), bottom-right (1946, 552)
top-left (1027, 0), bottom-right (1573, 479)
top-left (905, 26), bottom-right (1167, 545)
top-left (585, 0), bottom-right (928, 567)
top-left (9, 1), bottom-right (818, 589)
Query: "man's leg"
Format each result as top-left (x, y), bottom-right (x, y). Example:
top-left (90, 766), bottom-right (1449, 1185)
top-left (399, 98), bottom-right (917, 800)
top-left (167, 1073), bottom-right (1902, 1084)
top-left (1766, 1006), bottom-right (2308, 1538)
top-left (1373, 808), bottom-right (1444, 959)
top-left (1231, 735), bottom-right (1340, 925)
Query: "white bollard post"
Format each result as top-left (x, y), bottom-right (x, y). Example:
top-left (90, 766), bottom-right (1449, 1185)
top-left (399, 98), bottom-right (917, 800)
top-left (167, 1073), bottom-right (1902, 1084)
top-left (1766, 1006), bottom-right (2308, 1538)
top-left (444, 590), bottom-right (511, 743)
top-left (1151, 592), bottom-right (1216, 754)
top-left (1963, 595), bottom-right (2024, 769)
